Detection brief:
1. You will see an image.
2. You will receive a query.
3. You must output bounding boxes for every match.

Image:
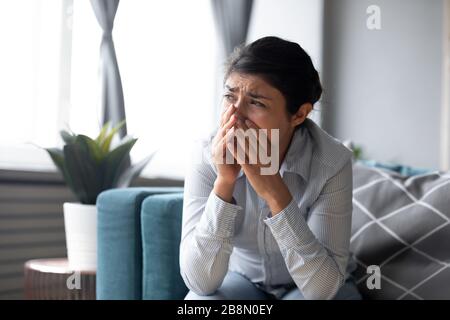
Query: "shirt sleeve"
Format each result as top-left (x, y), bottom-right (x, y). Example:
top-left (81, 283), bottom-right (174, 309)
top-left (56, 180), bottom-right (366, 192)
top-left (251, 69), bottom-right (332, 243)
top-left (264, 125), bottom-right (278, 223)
top-left (179, 141), bottom-right (243, 295)
top-left (263, 159), bottom-right (353, 300)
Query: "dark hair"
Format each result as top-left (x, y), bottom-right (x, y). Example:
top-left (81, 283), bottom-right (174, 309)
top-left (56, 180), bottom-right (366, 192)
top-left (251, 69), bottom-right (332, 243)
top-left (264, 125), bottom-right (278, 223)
top-left (224, 36), bottom-right (322, 115)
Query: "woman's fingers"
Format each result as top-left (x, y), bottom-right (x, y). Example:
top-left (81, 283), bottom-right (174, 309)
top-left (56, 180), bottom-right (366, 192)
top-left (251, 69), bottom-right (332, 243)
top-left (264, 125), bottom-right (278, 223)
top-left (220, 104), bottom-right (236, 127)
top-left (244, 118), bottom-right (271, 157)
top-left (216, 117), bottom-right (272, 168)
top-left (235, 118), bottom-right (259, 164)
top-left (223, 127), bottom-right (238, 163)
top-left (224, 126), bottom-right (235, 145)
top-left (213, 111), bottom-right (236, 154)
top-left (214, 126), bottom-right (236, 160)
top-left (238, 118), bottom-right (258, 141)
top-left (244, 118), bottom-right (259, 129)
top-left (219, 113), bottom-right (237, 137)
top-left (234, 129), bottom-right (250, 165)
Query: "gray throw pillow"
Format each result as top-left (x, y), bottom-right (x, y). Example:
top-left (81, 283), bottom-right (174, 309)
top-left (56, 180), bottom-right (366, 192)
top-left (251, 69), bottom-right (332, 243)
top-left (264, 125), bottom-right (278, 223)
top-left (350, 162), bottom-right (450, 300)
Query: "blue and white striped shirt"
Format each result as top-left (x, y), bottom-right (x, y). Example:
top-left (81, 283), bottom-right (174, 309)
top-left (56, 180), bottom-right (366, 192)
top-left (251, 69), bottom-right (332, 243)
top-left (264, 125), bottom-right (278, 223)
top-left (180, 118), bottom-right (356, 300)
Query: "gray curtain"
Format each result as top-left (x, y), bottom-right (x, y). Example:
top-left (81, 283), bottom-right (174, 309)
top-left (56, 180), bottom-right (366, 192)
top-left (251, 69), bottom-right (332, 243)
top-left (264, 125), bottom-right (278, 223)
top-left (211, 0), bottom-right (253, 120)
top-left (90, 0), bottom-right (127, 138)
top-left (211, 0), bottom-right (253, 57)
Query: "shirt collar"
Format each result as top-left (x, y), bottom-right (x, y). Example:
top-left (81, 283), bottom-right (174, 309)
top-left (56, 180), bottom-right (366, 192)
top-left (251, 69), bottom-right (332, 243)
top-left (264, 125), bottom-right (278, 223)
top-left (236, 119), bottom-right (313, 181)
top-left (280, 120), bottom-right (313, 181)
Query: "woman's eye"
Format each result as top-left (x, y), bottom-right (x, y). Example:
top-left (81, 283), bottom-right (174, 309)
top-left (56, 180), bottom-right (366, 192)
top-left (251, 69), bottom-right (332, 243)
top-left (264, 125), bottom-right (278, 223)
top-left (251, 100), bottom-right (265, 108)
top-left (223, 94), bottom-right (235, 101)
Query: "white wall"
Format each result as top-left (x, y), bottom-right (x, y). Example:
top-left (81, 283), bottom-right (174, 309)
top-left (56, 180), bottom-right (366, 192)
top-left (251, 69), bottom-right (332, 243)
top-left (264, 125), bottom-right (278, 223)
top-left (247, 0), bottom-right (324, 124)
top-left (321, 0), bottom-right (445, 170)
top-left (247, 0), bottom-right (324, 69)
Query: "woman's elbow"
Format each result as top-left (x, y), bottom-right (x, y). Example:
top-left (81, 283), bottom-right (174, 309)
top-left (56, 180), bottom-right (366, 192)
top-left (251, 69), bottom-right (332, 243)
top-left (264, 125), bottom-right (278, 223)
top-left (179, 260), bottom-right (221, 296)
top-left (180, 269), bottom-right (219, 296)
top-left (301, 272), bottom-right (345, 300)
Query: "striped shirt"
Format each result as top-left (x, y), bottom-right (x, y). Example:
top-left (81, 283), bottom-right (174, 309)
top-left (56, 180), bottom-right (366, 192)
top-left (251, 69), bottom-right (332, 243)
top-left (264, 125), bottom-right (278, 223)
top-left (180, 118), bottom-right (356, 300)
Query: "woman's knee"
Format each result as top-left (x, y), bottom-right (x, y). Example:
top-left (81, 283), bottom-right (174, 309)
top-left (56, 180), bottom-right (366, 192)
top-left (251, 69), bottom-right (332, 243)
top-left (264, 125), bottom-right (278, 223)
top-left (183, 271), bottom-right (269, 300)
top-left (184, 289), bottom-right (224, 300)
top-left (281, 278), bottom-right (362, 300)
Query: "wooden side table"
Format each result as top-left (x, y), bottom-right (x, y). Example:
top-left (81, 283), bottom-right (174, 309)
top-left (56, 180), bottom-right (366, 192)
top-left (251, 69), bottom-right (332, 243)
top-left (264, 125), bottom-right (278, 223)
top-left (24, 258), bottom-right (96, 300)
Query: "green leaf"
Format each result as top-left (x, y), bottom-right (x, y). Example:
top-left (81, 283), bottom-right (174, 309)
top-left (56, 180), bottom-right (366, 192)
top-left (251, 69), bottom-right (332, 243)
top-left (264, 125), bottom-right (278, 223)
top-left (115, 151), bottom-right (156, 188)
top-left (78, 134), bottom-right (103, 163)
top-left (95, 121), bottom-right (110, 145)
top-left (64, 136), bottom-right (104, 204)
top-left (102, 138), bottom-right (137, 189)
top-left (42, 119), bottom-right (146, 204)
top-left (60, 130), bottom-right (77, 145)
top-left (353, 145), bottom-right (364, 160)
top-left (44, 148), bottom-right (73, 187)
top-left (44, 148), bottom-right (64, 172)
top-left (99, 120), bottom-right (126, 154)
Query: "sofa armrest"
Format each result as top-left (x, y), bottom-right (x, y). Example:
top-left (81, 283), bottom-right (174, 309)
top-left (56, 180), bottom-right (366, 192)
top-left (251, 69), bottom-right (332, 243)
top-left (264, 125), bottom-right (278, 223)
top-left (141, 193), bottom-right (187, 299)
top-left (96, 187), bottom-right (183, 300)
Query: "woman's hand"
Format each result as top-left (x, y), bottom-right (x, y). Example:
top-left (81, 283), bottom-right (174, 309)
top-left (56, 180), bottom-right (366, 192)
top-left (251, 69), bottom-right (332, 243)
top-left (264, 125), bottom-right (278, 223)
top-left (211, 105), bottom-right (241, 202)
top-left (231, 118), bottom-right (292, 215)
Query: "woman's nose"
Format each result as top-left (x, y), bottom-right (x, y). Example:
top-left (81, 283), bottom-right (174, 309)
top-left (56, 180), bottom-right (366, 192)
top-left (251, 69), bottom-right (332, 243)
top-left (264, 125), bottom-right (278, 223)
top-left (233, 100), bottom-right (247, 120)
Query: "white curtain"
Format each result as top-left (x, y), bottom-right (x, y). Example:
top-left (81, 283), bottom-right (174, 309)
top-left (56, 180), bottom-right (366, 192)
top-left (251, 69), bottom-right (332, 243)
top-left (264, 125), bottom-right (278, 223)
top-left (90, 0), bottom-right (127, 138)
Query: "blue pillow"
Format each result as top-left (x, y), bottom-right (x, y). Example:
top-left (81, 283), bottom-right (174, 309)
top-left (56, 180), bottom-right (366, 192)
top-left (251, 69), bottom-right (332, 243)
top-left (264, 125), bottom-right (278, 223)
top-left (357, 159), bottom-right (432, 176)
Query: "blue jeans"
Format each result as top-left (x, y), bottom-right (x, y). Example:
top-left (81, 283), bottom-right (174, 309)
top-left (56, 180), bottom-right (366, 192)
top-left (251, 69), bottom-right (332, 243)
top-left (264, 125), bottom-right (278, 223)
top-left (184, 271), bottom-right (362, 300)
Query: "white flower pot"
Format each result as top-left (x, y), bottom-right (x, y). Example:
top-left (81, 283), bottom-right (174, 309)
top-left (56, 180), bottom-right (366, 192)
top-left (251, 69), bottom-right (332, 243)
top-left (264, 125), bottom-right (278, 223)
top-left (63, 202), bottom-right (97, 271)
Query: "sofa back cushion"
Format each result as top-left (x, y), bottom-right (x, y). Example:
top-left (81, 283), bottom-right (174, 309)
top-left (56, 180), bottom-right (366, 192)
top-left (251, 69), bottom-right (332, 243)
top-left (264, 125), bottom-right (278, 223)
top-left (97, 187), bottom-right (183, 300)
top-left (350, 162), bottom-right (450, 299)
top-left (141, 193), bottom-right (188, 300)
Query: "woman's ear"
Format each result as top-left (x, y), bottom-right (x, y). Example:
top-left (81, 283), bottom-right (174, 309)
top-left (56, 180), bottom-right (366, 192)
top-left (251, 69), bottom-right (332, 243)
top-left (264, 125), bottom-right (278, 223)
top-left (290, 103), bottom-right (313, 128)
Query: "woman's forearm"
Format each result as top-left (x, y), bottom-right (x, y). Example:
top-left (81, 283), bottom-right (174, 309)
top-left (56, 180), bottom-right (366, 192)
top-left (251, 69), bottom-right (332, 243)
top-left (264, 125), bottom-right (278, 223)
top-left (213, 177), bottom-right (236, 203)
top-left (180, 186), bottom-right (242, 295)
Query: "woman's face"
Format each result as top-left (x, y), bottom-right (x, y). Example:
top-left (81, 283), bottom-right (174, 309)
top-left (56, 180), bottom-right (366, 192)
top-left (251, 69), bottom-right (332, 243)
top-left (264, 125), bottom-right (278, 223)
top-left (222, 72), bottom-right (303, 144)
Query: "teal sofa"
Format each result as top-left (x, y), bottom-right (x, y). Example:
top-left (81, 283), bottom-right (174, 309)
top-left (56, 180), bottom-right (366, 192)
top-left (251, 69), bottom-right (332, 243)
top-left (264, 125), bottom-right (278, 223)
top-left (96, 161), bottom-right (444, 300)
top-left (96, 187), bottom-right (187, 300)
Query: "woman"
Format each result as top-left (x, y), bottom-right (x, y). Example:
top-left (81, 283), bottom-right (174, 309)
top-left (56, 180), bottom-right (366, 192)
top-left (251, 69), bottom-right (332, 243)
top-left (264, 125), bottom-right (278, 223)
top-left (180, 36), bottom-right (362, 300)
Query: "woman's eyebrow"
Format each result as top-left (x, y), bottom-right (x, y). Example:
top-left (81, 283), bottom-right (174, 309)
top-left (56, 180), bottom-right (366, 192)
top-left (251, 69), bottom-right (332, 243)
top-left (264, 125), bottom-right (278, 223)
top-left (225, 85), bottom-right (238, 92)
top-left (247, 92), bottom-right (272, 100)
top-left (225, 85), bottom-right (272, 100)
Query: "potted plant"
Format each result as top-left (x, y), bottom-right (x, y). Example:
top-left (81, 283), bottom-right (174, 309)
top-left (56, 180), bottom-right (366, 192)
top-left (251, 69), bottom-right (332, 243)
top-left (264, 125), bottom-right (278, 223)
top-left (43, 121), bottom-right (152, 271)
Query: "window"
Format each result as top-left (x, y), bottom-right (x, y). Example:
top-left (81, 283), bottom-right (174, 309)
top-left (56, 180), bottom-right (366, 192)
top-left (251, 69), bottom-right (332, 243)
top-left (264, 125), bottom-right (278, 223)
top-left (70, 0), bottom-right (219, 179)
top-left (0, 0), bottom-right (72, 170)
top-left (0, 0), bottom-right (218, 180)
